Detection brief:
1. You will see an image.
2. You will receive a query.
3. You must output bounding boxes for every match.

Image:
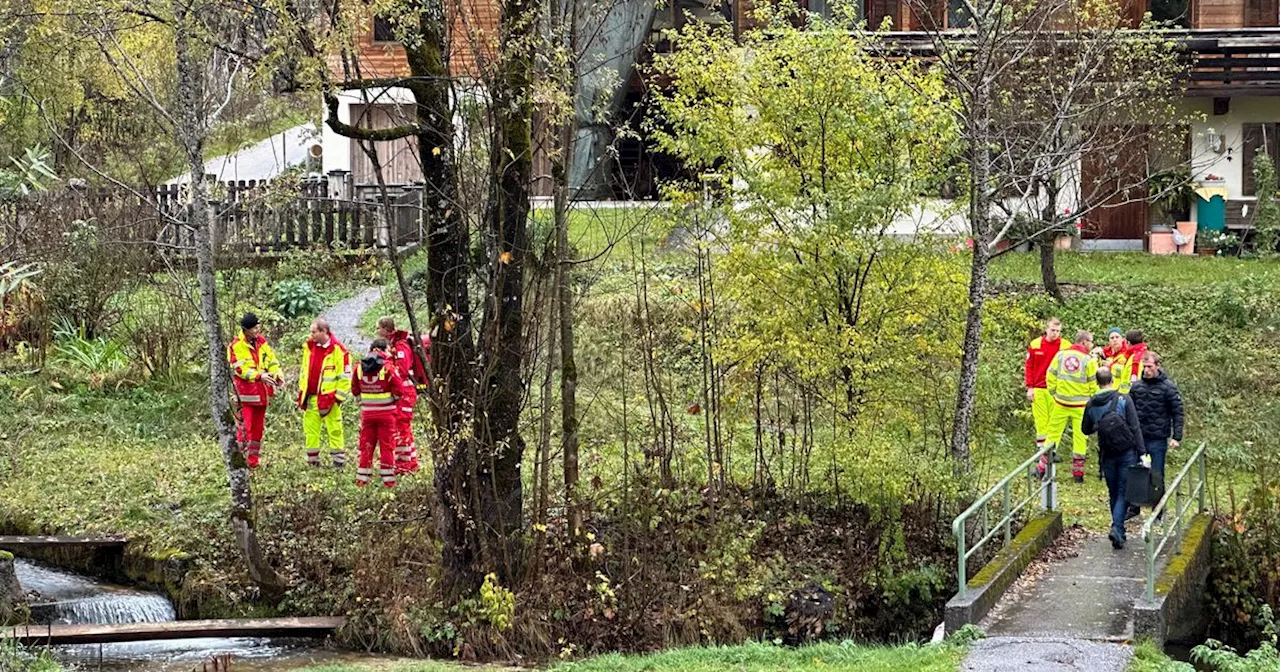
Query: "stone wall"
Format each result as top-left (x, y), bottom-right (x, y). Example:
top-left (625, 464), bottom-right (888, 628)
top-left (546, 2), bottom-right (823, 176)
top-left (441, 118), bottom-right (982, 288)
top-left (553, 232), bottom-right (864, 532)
top-left (0, 550), bottom-right (26, 625)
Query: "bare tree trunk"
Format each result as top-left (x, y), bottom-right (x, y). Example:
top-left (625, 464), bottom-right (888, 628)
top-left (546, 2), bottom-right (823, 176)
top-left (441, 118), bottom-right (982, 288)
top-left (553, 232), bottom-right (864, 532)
top-left (950, 77), bottom-right (994, 473)
top-left (471, 0), bottom-right (537, 582)
top-left (553, 116), bottom-right (580, 536)
top-left (1038, 238), bottom-right (1064, 302)
top-left (173, 0), bottom-right (282, 597)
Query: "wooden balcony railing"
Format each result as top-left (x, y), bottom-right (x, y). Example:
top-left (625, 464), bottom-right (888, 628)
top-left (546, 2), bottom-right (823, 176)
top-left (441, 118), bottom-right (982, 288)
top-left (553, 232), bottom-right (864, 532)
top-left (873, 28), bottom-right (1280, 96)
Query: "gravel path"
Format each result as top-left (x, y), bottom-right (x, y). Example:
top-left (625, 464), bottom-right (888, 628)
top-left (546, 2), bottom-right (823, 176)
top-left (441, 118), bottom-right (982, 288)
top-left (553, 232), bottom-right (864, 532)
top-left (961, 637), bottom-right (1134, 672)
top-left (322, 286), bottom-right (383, 354)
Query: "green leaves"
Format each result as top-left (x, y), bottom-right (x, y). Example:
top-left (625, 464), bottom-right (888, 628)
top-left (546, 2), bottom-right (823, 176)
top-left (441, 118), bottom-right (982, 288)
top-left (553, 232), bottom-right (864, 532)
top-left (272, 278), bottom-right (325, 320)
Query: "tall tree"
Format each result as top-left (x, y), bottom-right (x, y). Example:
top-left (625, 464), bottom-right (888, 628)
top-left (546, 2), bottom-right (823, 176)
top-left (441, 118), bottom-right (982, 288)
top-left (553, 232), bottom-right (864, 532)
top-left (896, 0), bottom-right (1188, 465)
top-left (20, 0), bottom-right (288, 592)
top-left (278, 0), bottom-right (539, 591)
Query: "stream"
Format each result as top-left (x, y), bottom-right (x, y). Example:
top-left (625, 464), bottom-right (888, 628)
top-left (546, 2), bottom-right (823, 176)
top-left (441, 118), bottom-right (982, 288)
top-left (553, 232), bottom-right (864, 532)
top-left (13, 558), bottom-right (399, 671)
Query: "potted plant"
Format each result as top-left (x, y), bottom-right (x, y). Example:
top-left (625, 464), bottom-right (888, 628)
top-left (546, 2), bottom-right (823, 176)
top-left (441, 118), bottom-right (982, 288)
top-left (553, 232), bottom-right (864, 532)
top-left (1204, 230), bottom-right (1240, 256)
top-left (1148, 168), bottom-right (1198, 254)
top-left (1149, 169), bottom-right (1197, 224)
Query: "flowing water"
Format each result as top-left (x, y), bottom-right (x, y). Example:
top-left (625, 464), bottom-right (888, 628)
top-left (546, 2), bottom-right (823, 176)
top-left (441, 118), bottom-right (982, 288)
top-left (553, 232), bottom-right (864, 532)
top-left (12, 558), bottom-right (396, 671)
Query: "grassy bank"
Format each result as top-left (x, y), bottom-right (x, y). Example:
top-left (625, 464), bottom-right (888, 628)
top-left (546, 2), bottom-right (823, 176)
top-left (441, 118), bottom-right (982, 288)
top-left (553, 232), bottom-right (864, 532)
top-left (1, 249), bottom-right (1274, 658)
top-left (290, 641), bottom-right (966, 672)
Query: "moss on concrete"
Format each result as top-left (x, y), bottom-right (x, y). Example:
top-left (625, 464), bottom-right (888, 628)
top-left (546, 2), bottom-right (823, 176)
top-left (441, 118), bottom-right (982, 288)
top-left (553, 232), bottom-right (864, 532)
top-left (967, 512), bottom-right (1059, 589)
top-left (0, 551), bottom-right (12, 561)
top-left (1153, 513), bottom-right (1212, 597)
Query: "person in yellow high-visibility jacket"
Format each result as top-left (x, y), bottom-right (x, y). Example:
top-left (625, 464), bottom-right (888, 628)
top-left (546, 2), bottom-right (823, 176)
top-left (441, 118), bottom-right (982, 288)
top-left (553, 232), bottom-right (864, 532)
top-left (228, 312), bottom-right (282, 468)
top-left (1039, 330), bottom-right (1098, 483)
top-left (297, 318), bottom-right (352, 468)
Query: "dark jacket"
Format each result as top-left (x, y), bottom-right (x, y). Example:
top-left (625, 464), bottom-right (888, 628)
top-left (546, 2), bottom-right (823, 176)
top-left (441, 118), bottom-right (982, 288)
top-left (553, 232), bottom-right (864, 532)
top-left (1129, 371), bottom-right (1184, 442)
top-left (1083, 389), bottom-right (1145, 458)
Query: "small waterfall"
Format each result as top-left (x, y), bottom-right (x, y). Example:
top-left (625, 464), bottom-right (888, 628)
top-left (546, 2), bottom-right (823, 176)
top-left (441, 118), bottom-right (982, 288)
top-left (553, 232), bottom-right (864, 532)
top-left (16, 558), bottom-right (175, 625)
top-left (11, 558), bottom-right (332, 671)
top-left (33, 592), bottom-right (177, 625)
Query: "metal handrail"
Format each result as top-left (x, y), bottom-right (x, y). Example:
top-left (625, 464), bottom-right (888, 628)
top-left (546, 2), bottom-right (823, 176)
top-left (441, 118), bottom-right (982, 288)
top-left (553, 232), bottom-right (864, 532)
top-left (953, 445), bottom-right (1056, 599)
top-left (1141, 441), bottom-right (1208, 602)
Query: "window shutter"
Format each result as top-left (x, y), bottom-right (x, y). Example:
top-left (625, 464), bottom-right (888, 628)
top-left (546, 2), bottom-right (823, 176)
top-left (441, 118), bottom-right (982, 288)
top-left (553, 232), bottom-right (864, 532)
top-left (1248, 0), bottom-right (1280, 26)
top-left (1241, 124), bottom-right (1280, 196)
top-left (866, 0), bottom-right (894, 27)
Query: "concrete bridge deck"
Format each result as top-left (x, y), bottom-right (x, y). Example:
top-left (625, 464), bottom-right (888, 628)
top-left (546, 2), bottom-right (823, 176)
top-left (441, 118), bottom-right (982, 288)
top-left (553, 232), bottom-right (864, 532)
top-left (1, 617), bottom-right (343, 645)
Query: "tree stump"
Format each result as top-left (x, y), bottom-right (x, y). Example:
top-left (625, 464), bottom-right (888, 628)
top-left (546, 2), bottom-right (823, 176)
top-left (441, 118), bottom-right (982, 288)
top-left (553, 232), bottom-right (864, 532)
top-left (0, 550), bottom-right (26, 625)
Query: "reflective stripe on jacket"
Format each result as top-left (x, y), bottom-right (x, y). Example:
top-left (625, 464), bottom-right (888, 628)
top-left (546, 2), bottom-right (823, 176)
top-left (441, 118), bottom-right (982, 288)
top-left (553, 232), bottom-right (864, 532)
top-left (350, 356), bottom-right (405, 417)
top-left (1046, 345), bottom-right (1098, 408)
top-left (298, 339), bottom-right (352, 406)
top-left (228, 333), bottom-right (281, 406)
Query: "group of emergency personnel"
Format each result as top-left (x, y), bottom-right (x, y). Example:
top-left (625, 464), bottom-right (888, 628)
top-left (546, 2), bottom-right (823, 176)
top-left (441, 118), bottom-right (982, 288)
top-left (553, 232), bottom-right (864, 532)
top-left (226, 312), bottom-right (429, 488)
top-left (1026, 319), bottom-right (1149, 482)
top-left (1025, 317), bottom-right (1186, 548)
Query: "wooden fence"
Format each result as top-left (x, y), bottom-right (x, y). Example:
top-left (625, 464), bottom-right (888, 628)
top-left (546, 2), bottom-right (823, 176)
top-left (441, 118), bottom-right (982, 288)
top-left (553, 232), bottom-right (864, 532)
top-left (0, 176), bottom-right (424, 264)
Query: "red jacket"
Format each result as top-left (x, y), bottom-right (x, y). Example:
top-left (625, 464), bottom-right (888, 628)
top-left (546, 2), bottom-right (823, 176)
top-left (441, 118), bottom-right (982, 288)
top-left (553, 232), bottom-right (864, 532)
top-left (1124, 342), bottom-right (1148, 384)
top-left (350, 353), bottom-right (408, 418)
top-left (1025, 335), bottom-right (1068, 389)
top-left (389, 330), bottom-right (416, 382)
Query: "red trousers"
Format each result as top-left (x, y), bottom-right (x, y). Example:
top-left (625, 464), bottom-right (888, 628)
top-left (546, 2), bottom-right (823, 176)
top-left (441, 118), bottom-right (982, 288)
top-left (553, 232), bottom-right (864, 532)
top-left (237, 404), bottom-right (267, 468)
top-left (357, 412), bottom-right (397, 488)
top-left (395, 386), bottom-right (419, 474)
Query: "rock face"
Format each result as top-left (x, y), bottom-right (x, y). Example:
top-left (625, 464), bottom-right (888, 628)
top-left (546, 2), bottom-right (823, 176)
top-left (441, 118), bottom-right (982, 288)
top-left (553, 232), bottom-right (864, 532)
top-left (0, 550), bottom-right (26, 624)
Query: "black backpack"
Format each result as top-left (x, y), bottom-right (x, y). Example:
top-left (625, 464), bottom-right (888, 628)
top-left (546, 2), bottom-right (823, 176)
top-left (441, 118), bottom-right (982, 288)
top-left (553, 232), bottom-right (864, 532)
top-left (1096, 395), bottom-right (1136, 457)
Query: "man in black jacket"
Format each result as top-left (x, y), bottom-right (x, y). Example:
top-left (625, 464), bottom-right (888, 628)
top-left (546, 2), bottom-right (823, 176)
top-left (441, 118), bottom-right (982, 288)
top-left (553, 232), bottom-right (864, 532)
top-left (1084, 368), bottom-right (1146, 549)
top-left (1129, 351), bottom-right (1184, 485)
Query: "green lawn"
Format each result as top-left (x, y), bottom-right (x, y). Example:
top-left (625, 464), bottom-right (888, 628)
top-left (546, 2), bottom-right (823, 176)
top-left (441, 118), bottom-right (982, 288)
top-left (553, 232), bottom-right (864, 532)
top-left (291, 642), bottom-right (966, 672)
top-left (989, 251), bottom-right (1280, 287)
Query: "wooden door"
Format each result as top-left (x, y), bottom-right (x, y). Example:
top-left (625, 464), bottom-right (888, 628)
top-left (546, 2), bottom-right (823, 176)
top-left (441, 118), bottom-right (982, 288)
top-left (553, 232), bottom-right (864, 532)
top-left (349, 104), bottom-right (423, 186)
top-left (1080, 129), bottom-right (1150, 242)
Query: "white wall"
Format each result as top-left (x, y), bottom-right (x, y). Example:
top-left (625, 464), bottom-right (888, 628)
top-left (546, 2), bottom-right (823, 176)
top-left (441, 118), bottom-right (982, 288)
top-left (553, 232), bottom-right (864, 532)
top-left (1189, 97), bottom-right (1280, 220)
top-left (320, 87), bottom-right (418, 174)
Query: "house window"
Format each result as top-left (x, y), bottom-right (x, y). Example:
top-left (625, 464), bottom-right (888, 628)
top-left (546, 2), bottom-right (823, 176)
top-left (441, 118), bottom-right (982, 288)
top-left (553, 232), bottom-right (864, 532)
top-left (948, 0), bottom-right (972, 27)
top-left (1247, 0), bottom-right (1280, 26)
top-left (1150, 0), bottom-right (1189, 26)
top-left (372, 15), bottom-right (396, 43)
top-left (1242, 124), bottom-right (1280, 196)
top-left (807, 0), bottom-right (863, 23)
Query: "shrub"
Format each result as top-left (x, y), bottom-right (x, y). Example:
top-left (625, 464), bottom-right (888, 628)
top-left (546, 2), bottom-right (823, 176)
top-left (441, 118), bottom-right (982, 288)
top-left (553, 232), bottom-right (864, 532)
top-left (35, 218), bottom-right (147, 338)
top-left (1195, 604), bottom-right (1280, 672)
top-left (271, 279), bottom-right (324, 320)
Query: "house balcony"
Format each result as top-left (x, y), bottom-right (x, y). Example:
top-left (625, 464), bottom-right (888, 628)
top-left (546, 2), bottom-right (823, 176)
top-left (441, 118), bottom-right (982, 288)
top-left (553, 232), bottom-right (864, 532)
top-left (1182, 28), bottom-right (1280, 97)
top-left (875, 28), bottom-right (1280, 98)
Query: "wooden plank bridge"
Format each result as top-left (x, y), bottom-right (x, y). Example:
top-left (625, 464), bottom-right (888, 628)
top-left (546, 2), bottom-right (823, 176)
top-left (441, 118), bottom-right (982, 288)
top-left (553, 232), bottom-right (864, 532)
top-left (1, 617), bottom-right (344, 645)
top-left (0, 536), bottom-right (127, 550)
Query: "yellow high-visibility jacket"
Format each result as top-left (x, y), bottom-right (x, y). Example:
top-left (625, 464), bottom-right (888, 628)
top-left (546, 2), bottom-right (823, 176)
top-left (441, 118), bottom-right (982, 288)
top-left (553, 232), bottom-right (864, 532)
top-left (228, 333), bottom-right (282, 406)
top-left (297, 338), bottom-right (352, 410)
top-left (1046, 345), bottom-right (1098, 408)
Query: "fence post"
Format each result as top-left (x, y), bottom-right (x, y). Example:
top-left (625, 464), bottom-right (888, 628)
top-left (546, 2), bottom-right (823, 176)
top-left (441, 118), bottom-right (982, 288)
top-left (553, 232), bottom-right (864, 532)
top-left (956, 522), bottom-right (967, 600)
top-left (1198, 447), bottom-right (1207, 513)
top-left (1002, 483), bottom-right (1011, 547)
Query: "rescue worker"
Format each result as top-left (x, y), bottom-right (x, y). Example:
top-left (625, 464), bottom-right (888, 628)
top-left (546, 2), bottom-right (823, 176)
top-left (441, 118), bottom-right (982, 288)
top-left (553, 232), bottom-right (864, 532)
top-left (227, 313), bottom-right (282, 469)
top-left (375, 317), bottom-right (420, 474)
top-left (350, 338), bottom-right (407, 488)
top-left (1039, 329), bottom-right (1098, 482)
top-left (298, 318), bottom-right (351, 468)
top-left (1025, 317), bottom-right (1070, 456)
top-left (1118, 329), bottom-right (1148, 395)
top-left (1100, 328), bottom-right (1125, 368)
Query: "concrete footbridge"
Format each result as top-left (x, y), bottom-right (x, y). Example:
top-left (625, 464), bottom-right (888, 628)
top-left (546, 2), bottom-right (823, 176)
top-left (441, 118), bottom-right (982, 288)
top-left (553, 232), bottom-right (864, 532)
top-left (945, 444), bottom-right (1212, 671)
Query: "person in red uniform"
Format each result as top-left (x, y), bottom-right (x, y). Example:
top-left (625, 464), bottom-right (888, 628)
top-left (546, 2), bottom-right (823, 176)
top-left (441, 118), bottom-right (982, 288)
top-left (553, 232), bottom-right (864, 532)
top-left (375, 317), bottom-right (420, 474)
top-left (227, 313), bottom-right (282, 468)
top-left (350, 338), bottom-right (408, 488)
top-left (1025, 318), bottom-right (1070, 456)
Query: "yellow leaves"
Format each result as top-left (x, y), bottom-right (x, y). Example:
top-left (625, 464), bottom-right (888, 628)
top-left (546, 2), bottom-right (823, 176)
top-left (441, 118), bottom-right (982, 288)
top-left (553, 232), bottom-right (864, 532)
top-left (432, 146), bottom-right (442, 156)
top-left (499, 250), bottom-right (513, 264)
